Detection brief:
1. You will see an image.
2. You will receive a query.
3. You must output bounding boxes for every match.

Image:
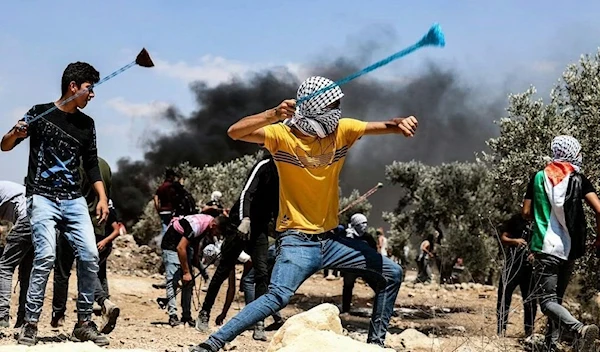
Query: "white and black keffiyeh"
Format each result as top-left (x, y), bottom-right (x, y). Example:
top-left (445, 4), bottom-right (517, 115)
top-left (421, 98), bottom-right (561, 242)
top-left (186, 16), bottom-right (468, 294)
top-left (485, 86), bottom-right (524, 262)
top-left (287, 76), bottom-right (344, 138)
top-left (551, 135), bottom-right (582, 171)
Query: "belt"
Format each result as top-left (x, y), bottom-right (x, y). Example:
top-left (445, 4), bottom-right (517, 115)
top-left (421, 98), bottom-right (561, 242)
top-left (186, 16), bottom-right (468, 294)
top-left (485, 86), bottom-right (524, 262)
top-left (305, 231), bottom-right (335, 242)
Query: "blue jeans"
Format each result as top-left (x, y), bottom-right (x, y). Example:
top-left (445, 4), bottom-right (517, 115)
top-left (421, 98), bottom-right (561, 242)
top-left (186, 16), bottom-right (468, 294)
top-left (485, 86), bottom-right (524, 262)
top-left (163, 250), bottom-right (192, 319)
top-left (25, 195), bottom-right (99, 323)
top-left (203, 231), bottom-right (402, 349)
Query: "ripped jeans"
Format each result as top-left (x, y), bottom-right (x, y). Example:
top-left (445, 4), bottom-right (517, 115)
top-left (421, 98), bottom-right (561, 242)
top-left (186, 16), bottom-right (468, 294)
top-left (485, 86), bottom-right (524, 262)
top-left (25, 195), bottom-right (99, 323)
top-left (203, 230), bottom-right (402, 350)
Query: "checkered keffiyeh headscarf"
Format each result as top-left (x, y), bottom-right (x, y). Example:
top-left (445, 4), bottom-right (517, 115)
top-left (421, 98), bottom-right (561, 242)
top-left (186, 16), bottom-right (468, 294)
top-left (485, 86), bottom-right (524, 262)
top-left (551, 135), bottom-right (582, 171)
top-left (288, 76), bottom-right (344, 138)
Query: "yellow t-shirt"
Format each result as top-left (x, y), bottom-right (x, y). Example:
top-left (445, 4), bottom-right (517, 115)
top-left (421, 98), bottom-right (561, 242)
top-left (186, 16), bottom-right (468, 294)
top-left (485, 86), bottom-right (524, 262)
top-left (263, 118), bottom-right (368, 234)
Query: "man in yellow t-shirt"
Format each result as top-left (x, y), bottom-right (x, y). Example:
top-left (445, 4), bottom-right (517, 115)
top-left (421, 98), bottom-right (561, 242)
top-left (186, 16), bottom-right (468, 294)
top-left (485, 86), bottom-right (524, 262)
top-left (190, 76), bottom-right (418, 352)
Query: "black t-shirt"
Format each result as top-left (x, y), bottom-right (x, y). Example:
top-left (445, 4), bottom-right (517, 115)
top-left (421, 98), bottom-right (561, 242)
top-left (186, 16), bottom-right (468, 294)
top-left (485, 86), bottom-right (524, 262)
top-left (13, 103), bottom-right (101, 199)
top-left (499, 214), bottom-right (530, 241)
top-left (525, 172), bottom-right (596, 199)
top-left (161, 218), bottom-right (196, 251)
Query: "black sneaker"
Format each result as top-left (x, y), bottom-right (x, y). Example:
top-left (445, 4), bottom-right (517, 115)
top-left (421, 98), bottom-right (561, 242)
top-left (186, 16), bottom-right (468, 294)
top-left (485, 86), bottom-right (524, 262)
top-left (188, 343), bottom-right (216, 352)
top-left (169, 315), bottom-right (181, 327)
top-left (50, 312), bottom-right (65, 328)
top-left (265, 319), bottom-right (285, 331)
top-left (17, 322), bottom-right (37, 346)
top-left (181, 316), bottom-right (194, 327)
top-left (71, 321), bottom-right (109, 346)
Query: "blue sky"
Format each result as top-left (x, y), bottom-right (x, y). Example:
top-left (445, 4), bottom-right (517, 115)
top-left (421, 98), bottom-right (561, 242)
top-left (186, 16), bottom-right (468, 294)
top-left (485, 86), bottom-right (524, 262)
top-left (1, 0), bottom-right (600, 184)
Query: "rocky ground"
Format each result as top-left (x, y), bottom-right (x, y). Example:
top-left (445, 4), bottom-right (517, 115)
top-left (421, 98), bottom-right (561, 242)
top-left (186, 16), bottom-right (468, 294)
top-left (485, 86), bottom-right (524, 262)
top-left (0, 235), bottom-right (576, 351)
top-left (0, 266), bottom-right (537, 352)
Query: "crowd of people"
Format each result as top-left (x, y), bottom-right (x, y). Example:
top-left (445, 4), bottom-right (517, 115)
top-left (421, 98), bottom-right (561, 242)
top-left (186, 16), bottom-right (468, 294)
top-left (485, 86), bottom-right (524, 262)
top-left (0, 60), bottom-right (598, 352)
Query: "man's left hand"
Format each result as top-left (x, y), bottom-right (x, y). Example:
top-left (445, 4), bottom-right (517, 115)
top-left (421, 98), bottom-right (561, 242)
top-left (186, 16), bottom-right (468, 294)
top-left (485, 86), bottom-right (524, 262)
top-left (96, 199), bottom-right (109, 224)
top-left (390, 116), bottom-right (418, 137)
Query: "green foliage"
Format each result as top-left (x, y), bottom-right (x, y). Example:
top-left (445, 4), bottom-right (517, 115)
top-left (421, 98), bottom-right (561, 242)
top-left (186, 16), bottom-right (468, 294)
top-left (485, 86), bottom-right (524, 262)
top-left (383, 161), bottom-right (503, 283)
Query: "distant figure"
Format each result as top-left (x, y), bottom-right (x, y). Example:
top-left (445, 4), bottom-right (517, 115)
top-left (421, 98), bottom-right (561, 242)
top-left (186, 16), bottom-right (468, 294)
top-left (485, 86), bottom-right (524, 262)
top-left (415, 232), bottom-right (436, 284)
top-left (377, 228), bottom-right (388, 257)
top-left (154, 169), bottom-right (178, 239)
top-left (342, 213), bottom-right (377, 313)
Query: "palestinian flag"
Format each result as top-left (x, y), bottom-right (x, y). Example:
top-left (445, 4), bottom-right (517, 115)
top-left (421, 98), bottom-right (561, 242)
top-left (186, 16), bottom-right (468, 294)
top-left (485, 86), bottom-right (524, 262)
top-left (529, 161), bottom-right (574, 260)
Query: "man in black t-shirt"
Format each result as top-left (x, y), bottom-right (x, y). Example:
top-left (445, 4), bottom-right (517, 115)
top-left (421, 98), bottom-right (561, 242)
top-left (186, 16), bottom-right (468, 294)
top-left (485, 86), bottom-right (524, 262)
top-left (496, 213), bottom-right (536, 337)
top-left (1, 62), bottom-right (109, 346)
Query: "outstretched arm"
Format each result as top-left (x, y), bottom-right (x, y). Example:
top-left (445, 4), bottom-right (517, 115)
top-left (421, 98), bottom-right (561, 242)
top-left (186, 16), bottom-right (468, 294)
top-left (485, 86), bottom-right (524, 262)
top-left (227, 99), bottom-right (296, 143)
top-left (364, 116), bottom-right (418, 137)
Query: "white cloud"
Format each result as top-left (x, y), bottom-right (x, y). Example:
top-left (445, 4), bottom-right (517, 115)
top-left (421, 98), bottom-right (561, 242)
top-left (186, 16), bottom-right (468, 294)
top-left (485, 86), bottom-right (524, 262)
top-left (154, 55), bottom-right (308, 85)
top-left (106, 97), bottom-right (170, 119)
top-left (531, 60), bottom-right (559, 73)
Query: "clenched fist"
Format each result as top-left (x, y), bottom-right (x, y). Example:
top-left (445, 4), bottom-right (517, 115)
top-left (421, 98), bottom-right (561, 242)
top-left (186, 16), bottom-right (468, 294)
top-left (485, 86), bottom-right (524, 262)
top-left (389, 116), bottom-right (418, 137)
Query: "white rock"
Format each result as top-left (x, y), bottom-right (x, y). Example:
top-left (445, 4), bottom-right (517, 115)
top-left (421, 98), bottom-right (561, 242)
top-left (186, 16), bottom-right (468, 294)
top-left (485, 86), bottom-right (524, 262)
top-left (267, 303), bottom-right (393, 352)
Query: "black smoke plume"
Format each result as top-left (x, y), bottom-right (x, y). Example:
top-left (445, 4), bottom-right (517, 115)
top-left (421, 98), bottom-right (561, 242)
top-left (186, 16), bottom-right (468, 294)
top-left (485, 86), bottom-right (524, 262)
top-left (112, 50), bottom-right (504, 227)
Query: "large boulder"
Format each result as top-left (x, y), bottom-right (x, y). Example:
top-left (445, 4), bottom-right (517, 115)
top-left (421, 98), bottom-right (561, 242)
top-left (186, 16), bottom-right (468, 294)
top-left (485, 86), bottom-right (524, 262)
top-left (267, 303), bottom-right (393, 352)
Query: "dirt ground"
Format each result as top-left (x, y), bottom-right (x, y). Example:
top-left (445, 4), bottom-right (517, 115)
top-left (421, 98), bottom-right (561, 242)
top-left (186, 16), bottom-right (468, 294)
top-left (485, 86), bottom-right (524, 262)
top-left (0, 269), bottom-right (530, 351)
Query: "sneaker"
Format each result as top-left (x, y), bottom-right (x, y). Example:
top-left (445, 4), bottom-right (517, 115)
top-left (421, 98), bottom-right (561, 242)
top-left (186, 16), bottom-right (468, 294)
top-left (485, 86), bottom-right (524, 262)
top-left (195, 310), bottom-right (210, 332)
top-left (0, 316), bottom-right (9, 328)
top-left (181, 316), bottom-right (194, 327)
top-left (187, 343), bottom-right (215, 352)
top-left (253, 321), bottom-right (267, 341)
top-left (71, 321), bottom-right (109, 346)
top-left (580, 324), bottom-right (599, 352)
top-left (325, 274), bottom-right (336, 281)
top-left (17, 322), bottom-right (37, 346)
top-left (265, 318), bottom-right (285, 331)
top-left (50, 312), bottom-right (65, 328)
top-left (169, 315), bottom-right (181, 327)
top-left (100, 299), bottom-right (120, 334)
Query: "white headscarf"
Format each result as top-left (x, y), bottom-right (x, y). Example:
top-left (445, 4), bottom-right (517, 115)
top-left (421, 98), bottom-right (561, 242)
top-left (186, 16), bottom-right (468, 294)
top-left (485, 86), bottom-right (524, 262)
top-left (551, 135), bottom-right (582, 171)
top-left (288, 76), bottom-right (344, 138)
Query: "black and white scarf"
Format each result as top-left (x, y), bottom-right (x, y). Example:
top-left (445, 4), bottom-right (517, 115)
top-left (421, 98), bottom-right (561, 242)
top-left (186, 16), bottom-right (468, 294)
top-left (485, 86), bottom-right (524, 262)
top-left (286, 76), bottom-right (344, 138)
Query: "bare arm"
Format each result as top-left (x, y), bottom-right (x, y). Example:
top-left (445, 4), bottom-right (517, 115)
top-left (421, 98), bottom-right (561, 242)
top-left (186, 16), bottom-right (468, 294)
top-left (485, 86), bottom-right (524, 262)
top-left (227, 100), bottom-right (296, 143)
top-left (177, 236), bottom-right (191, 277)
top-left (364, 117), bottom-right (418, 137)
top-left (522, 199), bottom-right (532, 220)
top-left (92, 181), bottom-right (109, 223)
top-left (1, 122), bottom-right (28, 151)
top-left (585, 192), bottom-right (600, 237)
top-left (500, 232), bottom-right (526, 247)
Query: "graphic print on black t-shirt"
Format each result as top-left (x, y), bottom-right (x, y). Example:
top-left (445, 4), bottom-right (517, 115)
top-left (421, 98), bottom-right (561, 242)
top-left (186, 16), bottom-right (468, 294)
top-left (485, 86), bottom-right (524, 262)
top-left (14, 103), bottom-right (101, 199)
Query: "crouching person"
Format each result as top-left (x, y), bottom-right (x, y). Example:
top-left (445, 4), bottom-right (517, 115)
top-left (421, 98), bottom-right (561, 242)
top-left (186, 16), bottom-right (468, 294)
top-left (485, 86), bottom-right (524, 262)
top-left (161, 213), bottom-right (228, 326)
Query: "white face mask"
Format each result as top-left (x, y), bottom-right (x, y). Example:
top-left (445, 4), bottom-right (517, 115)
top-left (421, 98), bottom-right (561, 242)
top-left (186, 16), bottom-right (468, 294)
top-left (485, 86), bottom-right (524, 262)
top-left (356, 222), bottom-right (368, 235)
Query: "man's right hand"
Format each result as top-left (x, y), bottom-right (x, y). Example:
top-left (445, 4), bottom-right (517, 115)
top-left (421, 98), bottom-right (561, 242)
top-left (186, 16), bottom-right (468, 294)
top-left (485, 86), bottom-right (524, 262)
top-left (269, 99), bottom-right (296, 122)
top-left (514, 238), bottom-right (527, 248)
top-left (12, 121), bottom-right (28, 138)
top-left (237, 217), bottom-right (251, 241)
